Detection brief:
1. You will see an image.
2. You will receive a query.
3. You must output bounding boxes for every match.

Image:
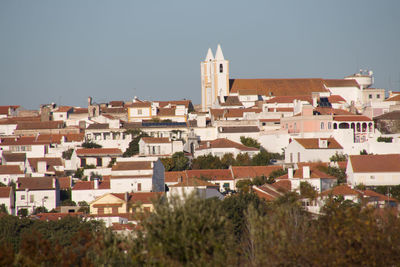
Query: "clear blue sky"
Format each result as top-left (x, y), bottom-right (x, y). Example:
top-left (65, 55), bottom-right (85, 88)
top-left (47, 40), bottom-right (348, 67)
top-left (1, 0), bottom-right (399, 109)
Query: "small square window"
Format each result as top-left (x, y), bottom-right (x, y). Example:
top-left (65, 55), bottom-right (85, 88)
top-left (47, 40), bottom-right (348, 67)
top-left (369, 94), bottom-right (372, 99)
top-left (376, 94), bottom-right (380, 99)
top-left (21, 195), bottom-right (25, 200)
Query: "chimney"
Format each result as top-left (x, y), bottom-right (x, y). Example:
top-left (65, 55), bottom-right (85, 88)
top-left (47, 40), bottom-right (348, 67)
top-left (303, 166), bottom-right (310, 178)
top-left (88, 97), bottom-right (92, 106)
top-left (288, 168), bottom-right (294, 179)
top-left (318, 138), bottom-right (328, 148)
top-left (93, 178), bottom-right (99, 190)
top-left (37, 161), bottom-right (47, 173)
top-left (207, 141), bottom-right (211, 148)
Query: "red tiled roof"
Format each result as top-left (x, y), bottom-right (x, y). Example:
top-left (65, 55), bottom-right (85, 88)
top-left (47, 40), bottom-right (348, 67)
top-left (72, 108), bottom-right (88, 114)
top-left (72, 180), bottom-right (110, 190)
top-left (324, 79), bottom-right (360, 88)
top-left (54, 106), bottom-right (73, 113)
top-left (57, 177), bottom-right (72, 190)
top-left (141, 137), bottom-right (171, 144)
top-left (362, 189), bottom-right (397, 202)
top-left (253, 185), bottom-right (284, 201)
top-left (294, 138), bottom-right (343, 149)
top-left (169, 177), bottom-right (217, 187)
top-left (349, 154), bottom-right (400, 173)
top-left (16, 177), bottom-right (56, 190)
top-left (232, 166), bottom-right (282, 179)
top-left (112, 161), bottom-right (152, 171)
top-left (0, 116), bottom-right (41, 125)
top-left (0, 187), bottom-right (12, 198)
top-left (164, 171), bottom-right (187, 183)
top-left (0, 105), bottom-right (19, 115)
top-left (76, 148), bottom-right (122, 156)
top-left (320, 185), bottom-right (361, 197)
top-left (186, 169), bottom-right (233, 181)
top-left (271, 180), bottom-right (292, 192)
top-left (0, 165), bottom-right (24, 175)
top-left (28, 157), bottom-right (63, 172)
top-left (1, 152), bottom-right (26, 162)
top-left (197, 138), bottom-right (258, 151)
top-left (230, 78), bottom-right (329, 96)
top-left (328, 95), bottom-right (347, 103)
top-left (267, 107), bottom-right (294, 112)
top-left (129, 102), bottom-right (152, 108)
top-left (385, 94), bottom-right (400, 102)
top-left (109, 101), bottom-right (125, 107)
top-left (111, 192), bottom-right (162, 204)
top-left (32, 212), bottom-right (84, 221)
top-left (157, 100), bottom-right (191, 108)
top-left (333, 115), bottom-right (372, 122)
top-left (158, 108), bottom-right (176, 116)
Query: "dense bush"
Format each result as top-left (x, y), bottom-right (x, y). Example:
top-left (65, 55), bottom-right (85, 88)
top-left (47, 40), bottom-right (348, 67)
top-left (377, 136), bottom-right (393, 143)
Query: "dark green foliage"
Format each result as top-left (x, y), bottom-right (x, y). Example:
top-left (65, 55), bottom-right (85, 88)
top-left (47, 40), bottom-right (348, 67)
top-left (360, 149), bottom-right (368, 155)
top-left (0, 182), bottom-right (6, 187)
top-left (123, 129), bottom-right (149, 157)
top-left (240, 136), bottom-right (260, 148)
top-left (62, 148), bottom-right (74, 160)
top-left (191, 154), bottom-right (224, 169)
top-left (107, 157), bottom-right (116, 167)
top-left (84, 164), bottom-right (96, 169)
top-left (160, 152), bottom-right (189, 171)
top-left (300, 181), bottom-right (317, 199)
top-left (377, 136), bottom-right (393, 143)
top-left (236, 168), bottom-right (287, 192)
top-left (269, 168), bottom-right (288, 179)
top-left (33, 206), bottom-right (48, 214)
top-left (61, 199), bottom-right (76, 206)
top-left (0, 204), bottom-right (8, 214)
top-left (74, 168), bottom-right (84, 178)
top-left (373, 185), bottom-right (400, 201)
top-left (17, 209), bottom-right (28, 217)
top-left (81, 141), bottom-right (102, 148)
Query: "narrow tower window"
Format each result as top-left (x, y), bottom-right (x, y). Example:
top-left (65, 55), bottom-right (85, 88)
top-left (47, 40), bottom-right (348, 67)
top-left (219, 64), bottom-right (223, 73)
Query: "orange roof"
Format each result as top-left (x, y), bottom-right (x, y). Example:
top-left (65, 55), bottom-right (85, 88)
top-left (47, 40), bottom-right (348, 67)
top-left (111, 192), bottom-right (162, 204)
top-left (362, 189), bottom-right (397, 202)
top-left (231, 166), bottom-right (282, 179)
top-left (294, 138), bottom-right (343, 149)
top-left (28, 157), bottom-right (63, 172)
top-left (16, 177), bottom-right (56, 191)
top-left (76, 148), bottom-right (122, 156)
top-left (186, 169), bottom-right (233, 181)
top-left (0, 165), bottom-right (24, 175)
top-left (157, 100), bottom-right (191, 108)
top-left (164, 171), bottom-right (187, 183)
top-left (349, 154), bottom-right (400, 173)
top-left (57, 177), bottom-right (72, 190)
top-left (129, 102), bottom-right (152, 108)
top-left (328, 95), bottom-right (347, 103)
top-left (32, 212), bottom-right (84, 221)
top-left (230, 78), bottom-right (328, 96)
top-left (169, 177), bottom-right (217, 187)
top-left (0, 136), bottom-right (54, 146)
top-left (16, 121), bottom-right (64, 130)
top-left (323, 79), bottom-right (360, 88)
top-left (72, 180), bottom-right (110, 190)
top-left (0, 187), bottom-right (12, 198)
top-left (158, 108), bottom-right (176, 116)
top-left (271, 180), bottom-right (292, 192)
top-left (196, 138), bottom-right (258, 151)
top-left (333, 115), bottom-right (372, 122)
top-left (0, 116), bottom-right (41, 125)
top-left (314, 107), bottom-right (353, 115)
top-left (54, 106), bottom-right (73, 113)
top-left (385, 93), bottom-right (400, 102)
top-left (267, 107), bottom-right (294, 112)
top-left (320, 185), bottom-right (361, 197)
top-left (112, 161), bottom-right (152, 171)
top-left (141, 137), bottom-right (171, 144)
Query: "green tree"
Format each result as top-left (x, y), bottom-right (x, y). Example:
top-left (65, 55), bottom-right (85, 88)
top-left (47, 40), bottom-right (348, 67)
top-left (300, 181), bottom-right (317, 200)
top-left (62, 148), bottom-right (74, 160)
top-left (191, 154), bottom-right (224, 169)
top-left (0, 204), bottom-right (8, 214)
top-left (61, 199), bottom-right (76, 206)
top-left (81, 141), bottom-right (102, 148)
top-left (240, 136), bottom-right (261, 149)
top-left (123, 129), bottom-right (149, 157)
top-left (235, 153), bottom-right (252, 166)
top-left (329, 152), bottom-right (347, 162)
top-left (161, 152), bottom-right (189, 171)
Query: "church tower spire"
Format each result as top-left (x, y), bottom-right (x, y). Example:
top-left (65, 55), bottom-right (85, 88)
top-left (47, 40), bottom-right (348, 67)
top-left (201, 45), bottom-right (230, 111)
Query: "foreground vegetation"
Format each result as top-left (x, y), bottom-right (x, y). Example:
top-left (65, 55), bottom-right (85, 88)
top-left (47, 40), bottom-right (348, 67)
top-left (1, 192), bottom-right (400, 266)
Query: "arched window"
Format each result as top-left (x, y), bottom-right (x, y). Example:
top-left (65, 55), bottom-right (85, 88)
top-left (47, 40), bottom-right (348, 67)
top-left (219, 64), bottom-right (223, 73)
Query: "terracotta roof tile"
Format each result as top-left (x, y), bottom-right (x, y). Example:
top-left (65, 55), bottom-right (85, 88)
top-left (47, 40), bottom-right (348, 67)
top-left (232, 166), bottom-right (283, 179)
top-left (157, 100), bottom-right (191, 108)
top-left (267, 107), bottom-right (294, 112)
top-left (112, 161), bottom-right (152, 171)
top-left (294, 138), bottom-right (343, 149)
top-left (129, 102), bottom-right (152, 108)
top-left (230, 78), bottom-right (329, 96)
top-left (16, 177), bottom-right (56, 191)
top-left (76, 148), bottom-right (122, 156)
top-left (220, 96), bottom-right (243, 106)
top-left (32, 212), bottom-right (84, 221)
top-left (57, 177), bottom-right (72, 190)
top-left (323, 79), bottom-right (360, 88)
top-left (2, 152), bottom-right (26, 162)
top-left (328, 95), bottom-right (347, 103)
top-left (16, 121), bottom-right (64, 130)
top-left (186, 169), bottom-right (233, 181)
top-left (0, 187), bottom-right (12, 198)
top-left (109, 101), bottom-right (125, 107)
top-left (385, 94), bottom-right (400, 102)
top-left (320, 185), bottom-right (361, 197)
top-left (349, 154), bottom-right (400, 173)
top-left (314, 107), bottom-right (353, 115)
top-left (0, 116), bottom-right (41, 125)
top-left (28, 158), bottom-right (63, 172)
top-left (218, 126), bottom-right (260, 133)
top-left (164, 171), bottom-right (187, 183)
top-left (87, 123), bottom-right (109, 130)
top-left (333, 115), bottom-right (372, 122)
top-left (157, 108), bottom-right (176, 116)
top-left (72, 180), bottom-right (110, 190)
top-left (54, 106), bottom-right (73, 113)
top-left (0, 165), bottom-right (24, 175)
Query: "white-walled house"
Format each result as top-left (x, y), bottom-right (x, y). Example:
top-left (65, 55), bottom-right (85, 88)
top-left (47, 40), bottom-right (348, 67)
top-left (285, 138), bottom-right (344, 163)
top-left (71, 179), bottom-right (111, 204)
top-left (75, 148), bottom-right (123, 168)
top-left (0, 165), bottom-right (25, 185)
top-left (167, 177), bottom-right (223, 201)
top-left (194, 138), bottom-right (259, 158)
top-left (346, 154), bottom-right (400, 186)
top-left (1, 152), bottom-right (26, 170)
top-left (15, 177), bottom-right (60, 214)
top-left (26, 157), bottom-right (64, 176)
top-left (0, 187), bottom-right (15, 215)
top-left (138, 137), bottom-right (183, 157)
top-left (110, 157), bottom-right (165, 193)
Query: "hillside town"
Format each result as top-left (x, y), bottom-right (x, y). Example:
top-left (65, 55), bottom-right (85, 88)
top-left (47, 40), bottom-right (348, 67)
top-left (1, 44), bottom-right (400, 231)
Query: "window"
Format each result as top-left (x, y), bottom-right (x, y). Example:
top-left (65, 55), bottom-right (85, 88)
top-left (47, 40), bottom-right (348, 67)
top-left (96, 157), bottom-right (102, 167)
top-left (138, 109), bottom-right (142, 115)
top-left (223, 183), bottom-right (230, 190)
top-left (328, 122), bottom-right (332, 129)
top-left (137, 183), bottom-right (142, 192)
top-left (219, 64), bottom-right (223, 73)
top-left (320, 122), bottom-right (324, 130)
top-left (376, 94), bottom-right (380, 99)
top-left (21, 195), bottom-right (25, 200)
top-left (369, 94), bottom-right (372, 99)
top-left (80, 158), bottom-right (86, 167)
top-left (30, 195), bottom-right (34, 203)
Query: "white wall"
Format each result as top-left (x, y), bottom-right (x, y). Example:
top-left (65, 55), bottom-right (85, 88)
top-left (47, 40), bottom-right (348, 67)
top-left (16, 189), bottom-right (58, 214)
top-left (72, 188), bottom-right (111, 204)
